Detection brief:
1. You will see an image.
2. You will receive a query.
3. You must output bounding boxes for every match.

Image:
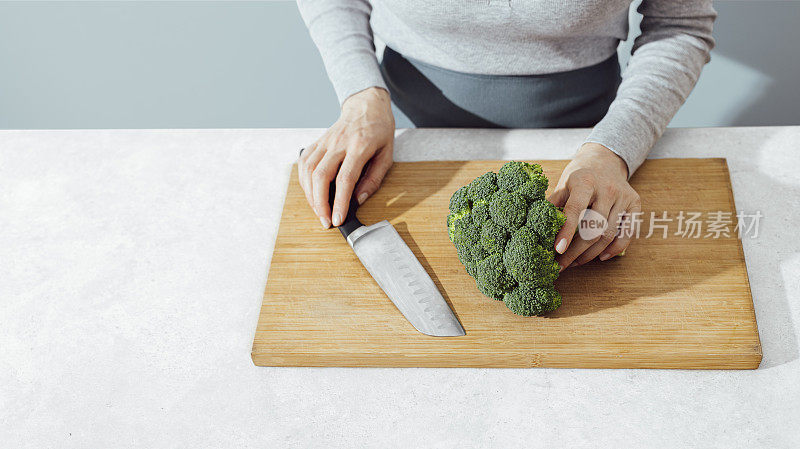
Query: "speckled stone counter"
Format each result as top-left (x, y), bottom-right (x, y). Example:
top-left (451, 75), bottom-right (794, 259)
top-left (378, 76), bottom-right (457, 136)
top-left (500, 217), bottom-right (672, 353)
top-left (2, 127), bottom-right (798, 447)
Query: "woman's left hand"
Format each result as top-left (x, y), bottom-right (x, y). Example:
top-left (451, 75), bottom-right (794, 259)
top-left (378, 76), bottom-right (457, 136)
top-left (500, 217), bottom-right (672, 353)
top-left (548, 142), bottom-right (641, 271)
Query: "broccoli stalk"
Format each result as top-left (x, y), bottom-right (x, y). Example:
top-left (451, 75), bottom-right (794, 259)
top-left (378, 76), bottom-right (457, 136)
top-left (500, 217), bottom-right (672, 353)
top-left (446, 161), bottom-right (566, 316)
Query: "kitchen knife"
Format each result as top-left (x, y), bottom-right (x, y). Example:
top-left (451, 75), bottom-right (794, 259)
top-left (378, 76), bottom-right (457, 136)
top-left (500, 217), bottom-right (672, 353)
top-left (321, 160), bottom-right (465, 337)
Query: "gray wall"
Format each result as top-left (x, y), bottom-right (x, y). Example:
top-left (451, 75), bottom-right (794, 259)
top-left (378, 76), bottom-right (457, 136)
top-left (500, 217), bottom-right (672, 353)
top-left (0, 1), bottom-right (797, 130)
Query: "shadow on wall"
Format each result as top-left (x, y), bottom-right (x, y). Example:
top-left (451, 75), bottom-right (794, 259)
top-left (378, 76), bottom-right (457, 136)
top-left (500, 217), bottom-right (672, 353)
top-left (627, 1), bottom-right (800, 128)
top-left (711, 1), bottom-right (800, 126)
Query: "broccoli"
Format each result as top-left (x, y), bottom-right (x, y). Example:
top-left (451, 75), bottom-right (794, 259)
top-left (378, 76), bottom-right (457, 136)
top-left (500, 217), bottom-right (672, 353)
top-left (446, 209), bottom-right (470, 243)
top-left (503, 284), bottom-right (562, 316)
top-left (480, 221), bottom-right (508, 254)
top-left (457, 247), bottom-right (478, 277)
top-left (467, 172), bottom-right (499, 202)
top-left (475, 253), bottom-right (514, 300)
top-left (503, 227), bottom-right (560, 286)
top-left (489, 190), bottom-right (527, 230)
top-left (498, 160), bottom-right (548, 201)
top-left (526, 199), bottom-right (567, 248)
top-left (471, 199), bottom-right (490, 224)
top-left (446, 161), bottom-right (566, 316)
top-left (449, 185), bottom-right (470, 213)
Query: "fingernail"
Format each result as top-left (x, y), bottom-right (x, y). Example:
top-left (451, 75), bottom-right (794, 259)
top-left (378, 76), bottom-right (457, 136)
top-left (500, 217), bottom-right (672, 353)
top-left (332, 213), bottom-right (342, 227)
top-left (558, 264), bottom-right (565, 273)
top-left (357, 193), bottom-right (368, 204)
top-left (555, 238), bottom-right (568, 254)
top-left (599, 253), bottom-right (611, 261)
top-left (319, 217), bottom-right (330, 229)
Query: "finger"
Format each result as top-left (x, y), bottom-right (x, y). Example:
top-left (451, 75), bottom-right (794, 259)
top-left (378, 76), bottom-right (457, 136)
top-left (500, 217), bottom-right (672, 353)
top-left (547, 186), bottom-right (569, 208)
top-left (556, 182), bottom-right (616, 269)
top-left (556, 226), bottom-right (597, 270)
top-left (556, 208), bottom-right (606, 270)
top-left (601, 195), bottom-right (642, 259)
top-left (565, 188), bottom-right (615, 267)
top-left (573, 200), bottom-right (626, 266)
top-left (553, 182), bottom-right (593, 254)
top-left (354, 141), bottom-right (393, 204)
top-left (332, 150), bottom-right (371, 226)
top-left (298, 140), bottom-right (318, 166)
top-left (311, 147), bottom-right (345, 229)
top-left (300, 143), bottom-right (325, 210)
top-left (297, 143), bottom-right (313, 202)
top-left (589, 188), bottom-right (615, 222)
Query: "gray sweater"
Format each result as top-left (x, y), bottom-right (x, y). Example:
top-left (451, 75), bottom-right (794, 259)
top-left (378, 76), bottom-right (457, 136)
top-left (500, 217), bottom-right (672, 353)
top-left (297, 0), bottom-right (716, 175)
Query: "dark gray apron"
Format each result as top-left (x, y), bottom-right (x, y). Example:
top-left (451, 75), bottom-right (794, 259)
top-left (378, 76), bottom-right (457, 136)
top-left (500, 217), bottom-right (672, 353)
top-left (380, 46), bottom-right (621, 128)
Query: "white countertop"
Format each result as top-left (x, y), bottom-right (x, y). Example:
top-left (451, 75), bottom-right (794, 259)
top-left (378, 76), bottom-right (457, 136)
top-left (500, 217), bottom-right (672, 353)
top-left (2, 127), bottom-right (798, 448)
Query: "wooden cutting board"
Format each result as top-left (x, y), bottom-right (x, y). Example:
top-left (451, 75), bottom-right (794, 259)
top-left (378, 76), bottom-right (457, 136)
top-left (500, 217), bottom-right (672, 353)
top-left (251, 159), bottom-right (761, 369)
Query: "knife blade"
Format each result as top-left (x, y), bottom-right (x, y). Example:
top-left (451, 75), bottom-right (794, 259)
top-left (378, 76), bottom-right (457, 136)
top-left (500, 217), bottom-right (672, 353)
top-left (345, 220), bottom-right (465, 336)
top-left (320, 158), bottom-right (465, 337)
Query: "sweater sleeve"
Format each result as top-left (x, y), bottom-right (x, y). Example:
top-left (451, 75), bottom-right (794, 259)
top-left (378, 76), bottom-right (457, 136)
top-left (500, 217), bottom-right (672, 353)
top-left (296, 0), bottom-right (387, 105)
top-left (585, 0), bottom-right (716, 176)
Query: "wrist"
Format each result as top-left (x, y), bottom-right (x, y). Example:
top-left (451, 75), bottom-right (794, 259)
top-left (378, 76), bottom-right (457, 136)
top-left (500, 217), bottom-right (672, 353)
top-left (342, 87), bottom-right (391, 113)
top-left (577, 142), bottom-right (629, 180)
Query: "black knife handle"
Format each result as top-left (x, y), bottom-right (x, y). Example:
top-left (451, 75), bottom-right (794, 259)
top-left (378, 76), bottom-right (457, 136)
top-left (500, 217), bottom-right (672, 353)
top-left (328, 180), bottom-right (363, 239)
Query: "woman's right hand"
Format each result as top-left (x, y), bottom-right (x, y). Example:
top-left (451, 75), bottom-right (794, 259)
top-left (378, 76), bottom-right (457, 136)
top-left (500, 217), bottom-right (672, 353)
top-left (298, 87), bottom-right (395, 229)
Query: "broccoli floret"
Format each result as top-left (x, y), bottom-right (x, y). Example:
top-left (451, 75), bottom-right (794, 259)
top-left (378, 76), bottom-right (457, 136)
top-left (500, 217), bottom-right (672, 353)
top-left (449, 185), bottom-right (471, 213)
top-left (450, 217), bottom-right (482, 265)
top-left (446, 161), bottom-right (565, 316)
top-left (448, 211), bottom-right (487, 264)
top-left (526, 199), bottom-right (567, 248)
top-left (498, 161), bottom-right (548, 201)
top-left (475, 253), bottom-right (514, 300)
top-left (503, 284), bottom-right (562, 316)
top-left (447, 209), bottom-right (470, 243)
top-left (470, 243), bottom-right (490, 261)
top-left (467, 172), bottom-right (499, 202)
top-left (489, 190), bottom-right (527, 230)
top-left (503, 227), bottom-right (560, 286)
top-left (480, 221), bottom-right (508, 254)
top-left (541, 286), bottom-right (562, 312)
top-left (456, 227), bottom-right (480, 254)
top-left (471, 199), bottom-right (491, 224)
top-left (456, 246), bottom-right (477, 277)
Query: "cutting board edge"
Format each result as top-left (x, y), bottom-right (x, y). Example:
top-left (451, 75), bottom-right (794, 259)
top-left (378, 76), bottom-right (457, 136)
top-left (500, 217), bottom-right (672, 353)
top-left (719, 158), bottom-right (764, 363)
top-left (250, 348), bottom-right (762, 369)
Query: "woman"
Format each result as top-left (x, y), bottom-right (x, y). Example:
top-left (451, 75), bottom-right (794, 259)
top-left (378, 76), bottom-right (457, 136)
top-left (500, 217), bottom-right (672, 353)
top-left (295, 0), bottom-right (715, 270)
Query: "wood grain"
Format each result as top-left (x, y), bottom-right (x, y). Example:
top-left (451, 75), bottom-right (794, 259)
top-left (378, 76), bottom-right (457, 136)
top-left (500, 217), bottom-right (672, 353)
top-left (251, 159), bottom-right (761, 369)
